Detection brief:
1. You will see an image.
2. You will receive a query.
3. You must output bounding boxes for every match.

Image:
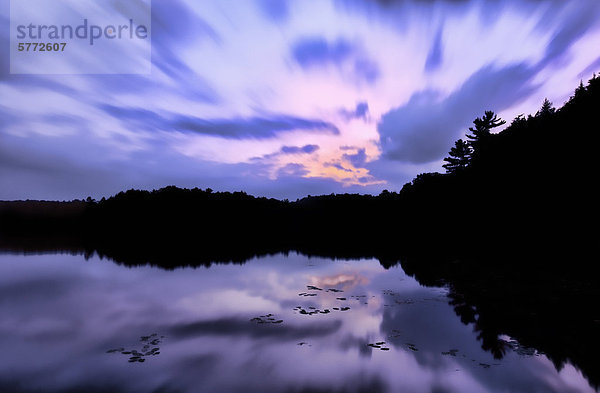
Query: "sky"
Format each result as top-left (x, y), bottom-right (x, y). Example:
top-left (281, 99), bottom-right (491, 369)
top-left (1, 0), bottom-right (600, 200)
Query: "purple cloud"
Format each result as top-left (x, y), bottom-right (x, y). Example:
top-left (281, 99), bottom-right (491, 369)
top-left (281, 145), bottom-right (320, 154)
top-left (100, 105), bottom-right (339, 139)
top-left (291, 36), bottom-right (380, 83)
top-left (425, 26), bottom-right (444, 72)
top-left (378, 62), bottom-right (539, 164)
top-left (343, 148), bottom-right (367, 168)
top-left (292, 37), bottom-right (354, 67)
top-left (340, 102), bottom-right (369, 120)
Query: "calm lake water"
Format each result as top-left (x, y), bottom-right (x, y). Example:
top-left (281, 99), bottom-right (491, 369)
top-left (0, 253), bottom-right (594, 393)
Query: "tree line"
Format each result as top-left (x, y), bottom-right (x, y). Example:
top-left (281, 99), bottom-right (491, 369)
top-left (0, 74), bottom-right (598, 262)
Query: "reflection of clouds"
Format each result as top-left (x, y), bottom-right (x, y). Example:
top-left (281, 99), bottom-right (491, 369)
top-left (307, 270), bottom-right (382, 337)
top-left (309, 272), bottom-right (369, 291)
top-left (178, 289), bottom-right (281, 317)
top-left (167, 316), bottom-right (341, 341)
top-left (0, 253), bottom-right (595, 393)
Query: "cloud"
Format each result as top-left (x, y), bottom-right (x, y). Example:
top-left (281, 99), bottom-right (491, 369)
top-left (0, 134), bottom-right (125, 200)
top-left (151, 0), bottom-right (220, 60)
top-left (174, 115), bottom-right (339, 139)
top-left (425, 26), bottom-right (444, 72)
top-left (276, 163), bottom-right (310, 177)
top-left (257, 0), bottom-right (290, 22)
top-left (343, 148), bottom-right (368, 168)
top-left (578, 56), bottom-right (600, 80)
top-left (291, 36), bottom-right (380, 83)
top-left (357, 175), bottom-right (376, 184)
top-left (340, 102), bottom-right (370, 121)
top-left (100, 104), bottom-right (340, 139)
top-left (324, 161), bottom-right (353, 173)
top-left (378, 62), bottom-right (539, 164)
top-left (150, 0), bottom-right (221, 102)
top-left (99, 104), bottom-right (165, 131)
top-left (538, 3), bottom-right (600, 68)
top-left (353, 58), bottom-right (380, 84)
top-left (280, 144), bottom-right (320, 154)
top-left (353, 102), bottom-right (369, 119)
top-left (250, 144), bottom-right (320, 162)
top-left (292, 37), bottom-right (354, 67)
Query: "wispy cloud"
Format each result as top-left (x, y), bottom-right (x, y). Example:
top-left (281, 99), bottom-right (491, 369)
top-left (378, 63), bottom-right (539, 164)
top-left (291, 36), bottom-right (380, 83)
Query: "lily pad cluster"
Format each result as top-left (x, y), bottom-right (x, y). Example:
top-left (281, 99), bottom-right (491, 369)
top-left (300, 286), bottom-right (346, 296)
top-left (293, 306), bottom-right (350, 315)
top-left (367, 341), bottom-right (390, 351)
top-left (106, 333), bottom-right (164, 363)
top-left (250, 313), bottom-right (283, 324)
top-left (442, 349), bottom-right (459, 356)
top-left (349, 295), bottom-right (369, 304)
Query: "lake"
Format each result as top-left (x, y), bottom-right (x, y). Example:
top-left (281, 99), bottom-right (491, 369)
top-left (0, 252), bottom-right (594, 393)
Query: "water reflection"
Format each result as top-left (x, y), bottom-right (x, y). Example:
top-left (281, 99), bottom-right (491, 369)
top-left (0, 253), bottom-right (594, 393)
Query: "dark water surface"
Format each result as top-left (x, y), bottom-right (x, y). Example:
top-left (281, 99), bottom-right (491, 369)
top-left (0, 253), bottom-right (593, 393)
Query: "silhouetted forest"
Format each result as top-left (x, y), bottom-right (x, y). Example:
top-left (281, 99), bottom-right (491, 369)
top-left (2, 75), bottom-right (598, 261)
top-left (1, 76), bottom-right (599, 387)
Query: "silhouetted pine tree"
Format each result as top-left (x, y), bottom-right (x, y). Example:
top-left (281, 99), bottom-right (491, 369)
top-left (443, 139), bottom-right (472, 173)
top-left (465, 111), bottom-right (505, 161)
top-left (466, 111), bottom-right (505, 144)
top-left (536, 98), bottom-right (555, 117)
top-left (575, 80), bottom-right (586, 97)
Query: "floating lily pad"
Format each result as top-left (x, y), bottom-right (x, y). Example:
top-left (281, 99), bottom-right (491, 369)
top-left (251, 314), bottom-right (284, 324)
top-left (108, 333), bottom-right (164, 364)
top-left (442, 349), bottom-right (459, 356)
top-left (368, 342), bottom-right (390, 351)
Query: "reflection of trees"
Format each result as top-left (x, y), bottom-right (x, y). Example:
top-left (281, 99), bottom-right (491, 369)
top-left (403, 252), bottom-right (600, 389)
